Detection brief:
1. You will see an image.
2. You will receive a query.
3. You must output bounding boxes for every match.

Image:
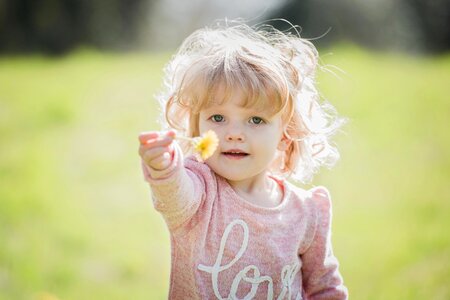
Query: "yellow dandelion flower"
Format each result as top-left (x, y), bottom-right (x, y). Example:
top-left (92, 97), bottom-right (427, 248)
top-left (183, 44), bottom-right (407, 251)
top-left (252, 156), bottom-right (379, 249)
top-left (192, 130), bottom-right (219, 161)
top-left (176, 130), bottom-right (219, 162)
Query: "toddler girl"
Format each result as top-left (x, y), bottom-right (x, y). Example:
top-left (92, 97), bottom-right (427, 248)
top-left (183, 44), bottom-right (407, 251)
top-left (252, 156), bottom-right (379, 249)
top-left (138, 21), bottom-right (348, 299)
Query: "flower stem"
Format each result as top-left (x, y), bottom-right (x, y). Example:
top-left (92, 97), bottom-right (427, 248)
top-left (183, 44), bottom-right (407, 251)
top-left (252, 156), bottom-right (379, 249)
top-left (175, 135), bottom-right (194, 142)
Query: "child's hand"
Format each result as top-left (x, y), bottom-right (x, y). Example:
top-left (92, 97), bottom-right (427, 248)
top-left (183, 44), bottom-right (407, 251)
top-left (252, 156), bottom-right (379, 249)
top-left (138, 130), bottom-right (176, 171)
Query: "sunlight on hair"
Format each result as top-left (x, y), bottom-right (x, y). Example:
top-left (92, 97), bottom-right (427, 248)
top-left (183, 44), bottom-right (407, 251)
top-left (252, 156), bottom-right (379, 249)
top-left (158, 21), bottom-right (346, 183)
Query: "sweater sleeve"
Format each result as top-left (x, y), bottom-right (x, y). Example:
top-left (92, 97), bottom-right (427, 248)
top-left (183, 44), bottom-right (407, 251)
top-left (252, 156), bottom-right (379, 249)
top-left (141, 142), bottom-right (205, 230)
top-left (301, 186), bottom-right (348, 300)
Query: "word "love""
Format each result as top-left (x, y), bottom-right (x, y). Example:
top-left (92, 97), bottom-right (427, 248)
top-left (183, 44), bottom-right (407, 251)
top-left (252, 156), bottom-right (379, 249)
top-left (198, 219), bottom-right (302, 300)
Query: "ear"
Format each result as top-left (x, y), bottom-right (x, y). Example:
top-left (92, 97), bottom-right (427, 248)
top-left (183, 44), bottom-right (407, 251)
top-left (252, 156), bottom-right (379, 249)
top-left (277, 134), bottom-right (291, 151)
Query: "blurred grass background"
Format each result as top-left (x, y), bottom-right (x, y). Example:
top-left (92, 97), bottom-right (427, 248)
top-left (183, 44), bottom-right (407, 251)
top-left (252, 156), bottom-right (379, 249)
top-left (0, 44), bottom-right (449, 299)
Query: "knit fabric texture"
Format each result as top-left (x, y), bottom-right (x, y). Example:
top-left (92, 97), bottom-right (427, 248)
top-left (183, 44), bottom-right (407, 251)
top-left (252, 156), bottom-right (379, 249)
top-left (142, 144), bottom-right (348, 299)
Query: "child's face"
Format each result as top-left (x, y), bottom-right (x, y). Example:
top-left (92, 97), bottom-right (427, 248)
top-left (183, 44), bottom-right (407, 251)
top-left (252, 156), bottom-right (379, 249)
top-left (198, 90), bottom-right (287, 183)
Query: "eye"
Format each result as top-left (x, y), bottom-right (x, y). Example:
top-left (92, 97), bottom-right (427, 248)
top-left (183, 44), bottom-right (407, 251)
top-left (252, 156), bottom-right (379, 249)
top-left (210, 114), bottom-right (224, 122)
top-left (249, 116), bottom-right (265, 125)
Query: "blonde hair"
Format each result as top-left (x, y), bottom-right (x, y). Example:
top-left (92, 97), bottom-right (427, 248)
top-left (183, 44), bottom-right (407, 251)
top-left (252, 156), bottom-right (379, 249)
top-left (156, 20), bottom-right (346, 183)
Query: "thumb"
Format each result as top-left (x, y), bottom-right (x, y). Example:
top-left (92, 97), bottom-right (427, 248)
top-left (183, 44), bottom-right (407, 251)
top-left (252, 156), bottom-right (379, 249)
top-left (166, 130), bottom-right (176, 156)
top-left (166, 130), bottom-right (176, 139)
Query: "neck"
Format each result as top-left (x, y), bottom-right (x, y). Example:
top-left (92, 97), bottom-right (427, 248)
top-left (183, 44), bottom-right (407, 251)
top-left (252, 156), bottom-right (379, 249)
top-left (226, 170), bottom-right (267, 191)
top-left (227, 173), bottom-right (282, 208)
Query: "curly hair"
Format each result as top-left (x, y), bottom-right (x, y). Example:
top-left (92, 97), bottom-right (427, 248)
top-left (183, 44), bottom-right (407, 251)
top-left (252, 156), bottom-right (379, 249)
top-left (156, 20), bottom-right (346, 183)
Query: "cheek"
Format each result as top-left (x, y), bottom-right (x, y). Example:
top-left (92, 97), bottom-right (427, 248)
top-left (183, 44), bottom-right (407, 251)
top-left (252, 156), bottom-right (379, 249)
top-left (199, 119), bottom-right (225, 139)
top-left (261, 126), bottom-right (283, 145)
top-left (264, 131), bottom-right (284, 154)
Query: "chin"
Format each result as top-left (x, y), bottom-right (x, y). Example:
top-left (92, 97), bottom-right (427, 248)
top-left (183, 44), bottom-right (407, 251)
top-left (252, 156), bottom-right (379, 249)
top-left (221, 174), bottom-right (249, 182)
top-left (206, 166), bottom-right (246, 181)
top-left (217, 169), bottom-right (259, 182)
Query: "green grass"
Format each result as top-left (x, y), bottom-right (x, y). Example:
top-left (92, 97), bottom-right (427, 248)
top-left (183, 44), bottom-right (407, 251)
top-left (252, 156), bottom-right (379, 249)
top-left (0, 45), bottom-right (449, 299)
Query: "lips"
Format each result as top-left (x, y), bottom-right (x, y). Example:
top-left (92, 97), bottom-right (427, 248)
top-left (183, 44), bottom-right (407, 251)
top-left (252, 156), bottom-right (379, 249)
top-left (221, 149), bottom-right (249, 159)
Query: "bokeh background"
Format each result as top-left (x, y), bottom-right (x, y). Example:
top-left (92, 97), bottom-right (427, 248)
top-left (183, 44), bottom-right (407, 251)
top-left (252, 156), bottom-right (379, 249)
top-left (1, 0), bottom-right (449, 299)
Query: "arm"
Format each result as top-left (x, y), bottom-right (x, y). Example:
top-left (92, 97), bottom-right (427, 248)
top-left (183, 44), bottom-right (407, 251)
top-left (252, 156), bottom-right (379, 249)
top-left (138, 131), bottom-right (204, 230)
top-left (301, 187), bottom-right (348, 300)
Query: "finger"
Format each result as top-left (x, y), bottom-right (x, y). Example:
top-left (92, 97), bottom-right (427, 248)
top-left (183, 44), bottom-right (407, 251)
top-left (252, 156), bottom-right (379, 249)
top-left (139, 131), bottom-right (159, 145)
top-left (166, 130), bottom-right (176, 138)
top-left (148, 152), bottom-right (171, 170)
top-left (140, 146), bottom-right (170, 162)
top-left (141, 134), bottom-right (174, 148)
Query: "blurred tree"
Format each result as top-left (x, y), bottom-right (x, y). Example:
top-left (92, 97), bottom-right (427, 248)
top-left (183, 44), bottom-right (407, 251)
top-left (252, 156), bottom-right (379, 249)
top-left (0, 0), bottom-right (154, 55)
top-left (142, 0), bottom-right (284, 51)
top-left (269, 0), bottom-right (450, 54)
top-left (406, 0), bottom-right (450, 53)
top-left (1, 0), bottom-right (448, 54)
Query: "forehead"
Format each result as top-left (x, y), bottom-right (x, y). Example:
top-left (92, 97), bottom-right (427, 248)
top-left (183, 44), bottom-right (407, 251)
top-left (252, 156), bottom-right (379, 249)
top-left (203, 98), bottom-right (263, 117)
top-left (178, 52), bottom-right (288, 116)
top-left (201, 82), bottom-right (281, 116)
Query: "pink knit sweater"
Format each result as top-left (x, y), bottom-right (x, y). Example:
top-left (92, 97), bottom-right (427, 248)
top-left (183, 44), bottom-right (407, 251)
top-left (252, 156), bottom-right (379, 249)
top-left (142, 145), bottom-right (348, 299)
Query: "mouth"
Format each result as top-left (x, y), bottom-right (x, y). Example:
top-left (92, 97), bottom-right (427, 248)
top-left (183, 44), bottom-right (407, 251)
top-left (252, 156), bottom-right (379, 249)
top-left (221, 149), bottom-right (250, 160)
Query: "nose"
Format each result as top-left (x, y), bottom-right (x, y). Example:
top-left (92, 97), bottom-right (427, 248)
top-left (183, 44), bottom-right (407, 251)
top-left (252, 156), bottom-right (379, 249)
top-left (225, 127), bottom-right (245, 142)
